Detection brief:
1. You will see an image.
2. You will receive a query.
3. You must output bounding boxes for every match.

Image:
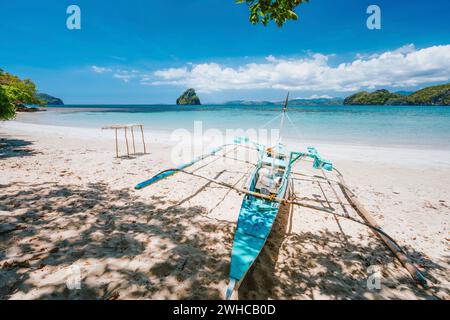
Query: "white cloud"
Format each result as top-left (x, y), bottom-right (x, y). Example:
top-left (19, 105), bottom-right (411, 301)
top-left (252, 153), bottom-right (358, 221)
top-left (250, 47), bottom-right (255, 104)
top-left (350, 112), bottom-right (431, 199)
top-left (150, 44), bottom-right (450, 93)
top-left (113, 73), bottom-right (135, 83)
top-left (393, 43), bottom-right (416, 55)
top-left (154, 67), bottom-right (188, 79)
top-left (356, 45), bottom-right (416, 60)
top-left (91, 65), bottom-right (112, 74)
top-left (265, 55), bottom-right (278, 62)
top-left (91, 66), bottom-right (141, 83)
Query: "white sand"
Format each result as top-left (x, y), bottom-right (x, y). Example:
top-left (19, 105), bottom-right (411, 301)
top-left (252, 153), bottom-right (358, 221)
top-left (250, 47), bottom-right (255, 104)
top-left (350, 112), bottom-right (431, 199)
top-left (0, 120), bottom-right (449, 300)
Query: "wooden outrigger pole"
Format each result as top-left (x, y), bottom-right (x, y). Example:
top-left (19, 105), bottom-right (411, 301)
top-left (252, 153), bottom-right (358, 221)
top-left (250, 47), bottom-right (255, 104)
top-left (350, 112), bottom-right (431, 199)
top-left (334, 171), bottom-right (428, 287)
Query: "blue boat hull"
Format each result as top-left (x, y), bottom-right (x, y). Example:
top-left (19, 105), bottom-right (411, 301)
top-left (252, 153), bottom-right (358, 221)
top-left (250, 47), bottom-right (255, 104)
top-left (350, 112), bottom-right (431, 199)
top-left (228, 164), bottom-right (289, 291)
top-left (229, 198), bottom-right (281, 282)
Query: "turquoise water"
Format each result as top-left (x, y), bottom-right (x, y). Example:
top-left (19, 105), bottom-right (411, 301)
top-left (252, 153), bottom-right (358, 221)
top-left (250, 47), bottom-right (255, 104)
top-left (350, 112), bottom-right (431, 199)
top-left (19, 104), bottom-right (450, 148)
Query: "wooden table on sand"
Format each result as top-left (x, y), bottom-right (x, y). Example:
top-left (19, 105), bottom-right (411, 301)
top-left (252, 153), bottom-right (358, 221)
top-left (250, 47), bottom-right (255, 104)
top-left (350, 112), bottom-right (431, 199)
top-left (102, 124), bottom-right (147, 158)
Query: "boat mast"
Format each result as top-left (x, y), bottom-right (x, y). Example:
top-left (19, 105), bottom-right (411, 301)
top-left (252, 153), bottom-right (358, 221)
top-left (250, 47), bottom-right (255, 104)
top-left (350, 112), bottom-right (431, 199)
top-left (269, 93), bottom-right (289, 177)
top-left (278, 92), bottom-right (289, 144)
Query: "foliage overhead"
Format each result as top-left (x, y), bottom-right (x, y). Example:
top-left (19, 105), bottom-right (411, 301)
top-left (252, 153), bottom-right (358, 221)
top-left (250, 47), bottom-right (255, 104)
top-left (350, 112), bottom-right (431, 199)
top-left (0, 85), bottom-right (15, 121)
top-left (0, 68), bottom-right (43, 120)
top-left (237, 0), bottom-right (308, 27)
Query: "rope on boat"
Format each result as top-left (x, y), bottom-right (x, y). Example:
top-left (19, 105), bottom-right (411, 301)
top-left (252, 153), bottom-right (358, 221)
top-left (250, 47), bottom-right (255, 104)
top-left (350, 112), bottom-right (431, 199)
top-left (321, 168), bottom-right (350, 217)
top-left (285, 113), bottom-right (304, 140)
top-left (258, 113), bottom-right (283, 130)
top-left (208, 166), bottom-right (254, 214)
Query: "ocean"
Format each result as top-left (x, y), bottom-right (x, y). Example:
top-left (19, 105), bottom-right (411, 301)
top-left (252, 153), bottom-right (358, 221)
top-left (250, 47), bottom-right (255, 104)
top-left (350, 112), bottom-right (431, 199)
top-left (16, 104), bottom-right (450, 149)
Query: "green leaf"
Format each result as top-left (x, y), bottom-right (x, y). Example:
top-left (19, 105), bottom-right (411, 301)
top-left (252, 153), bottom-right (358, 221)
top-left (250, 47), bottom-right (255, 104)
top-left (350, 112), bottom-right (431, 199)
top-left (237, 0), bottom-right (307, 27)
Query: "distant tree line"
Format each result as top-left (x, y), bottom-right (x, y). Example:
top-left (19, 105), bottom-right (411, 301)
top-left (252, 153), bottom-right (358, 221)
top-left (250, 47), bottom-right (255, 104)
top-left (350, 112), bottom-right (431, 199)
top-left (344, 84), bottom-right (450, 106)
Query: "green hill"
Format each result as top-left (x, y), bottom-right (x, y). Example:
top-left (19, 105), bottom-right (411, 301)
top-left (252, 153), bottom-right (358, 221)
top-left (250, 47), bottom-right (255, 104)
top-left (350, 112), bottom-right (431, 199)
top-left (344, 89), bottom-right (406, 105)
top-left (408, 83), bottom-right (450, 105)
top-left (287, 97), bottom-right (344, 106)
top-left (36, 93), bottom-right (64, 106)
top-left (222, 100), bottom-right (275, 106)
top-left (344, 83), bottom-right (450, 106)
top-left (223, 97), bottom-right (344, 106)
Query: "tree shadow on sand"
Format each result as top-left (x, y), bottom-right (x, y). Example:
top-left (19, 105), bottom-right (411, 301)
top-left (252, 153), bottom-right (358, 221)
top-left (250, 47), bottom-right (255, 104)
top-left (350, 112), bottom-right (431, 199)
top-left (0, 182), bottom-right (234, 299)
top-left (0, 180), bottom-right (446, 300)
top-left (0, 136), bottom-right (39, 159)
top-left (238, 193), bottom-right (446, 300)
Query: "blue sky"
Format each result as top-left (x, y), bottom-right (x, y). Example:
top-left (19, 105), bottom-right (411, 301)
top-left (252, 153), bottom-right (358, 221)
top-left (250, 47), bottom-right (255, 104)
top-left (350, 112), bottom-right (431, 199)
top-left (1, 0), bottom-right (449, 104)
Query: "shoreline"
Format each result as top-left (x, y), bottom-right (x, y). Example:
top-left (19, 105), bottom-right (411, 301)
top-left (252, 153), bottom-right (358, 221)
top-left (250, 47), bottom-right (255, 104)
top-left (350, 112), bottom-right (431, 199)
top-left (13, 104), bottom-right (450, 152)
top-left (1, 119), bottom-right (449, 299)
top-left (3, 120), bottom-right (450, 168)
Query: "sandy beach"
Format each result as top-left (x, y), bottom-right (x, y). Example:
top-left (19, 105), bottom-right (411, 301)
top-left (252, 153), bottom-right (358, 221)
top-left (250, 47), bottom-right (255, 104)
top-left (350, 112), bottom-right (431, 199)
top-left (0, 119), bottom-right (449, 300)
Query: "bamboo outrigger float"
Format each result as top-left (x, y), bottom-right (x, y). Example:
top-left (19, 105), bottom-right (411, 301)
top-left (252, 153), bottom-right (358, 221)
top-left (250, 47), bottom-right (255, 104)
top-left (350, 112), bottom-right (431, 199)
top-left (135, 94), bottom-right (428, 299)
